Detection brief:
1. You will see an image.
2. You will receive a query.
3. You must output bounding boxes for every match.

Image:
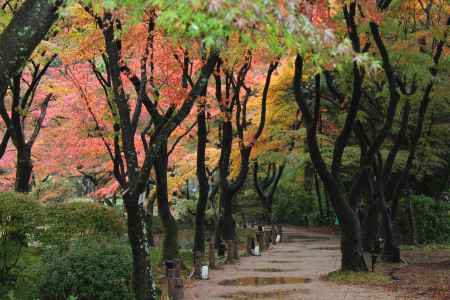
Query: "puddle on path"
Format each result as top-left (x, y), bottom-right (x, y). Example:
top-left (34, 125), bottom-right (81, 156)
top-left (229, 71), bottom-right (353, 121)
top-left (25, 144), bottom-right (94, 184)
top-left (300, 239), bottom-right (326, 243)
top-left (283, 235), bottom-right (330, 240)
top-left (221, 288), bottom-right (310, 299)
top-left (270, 250), bottom-right (299, 254)
top-left (218, 276), bottom-right (311, 286)
top-left (268, 260), bottom-right (297, 263)
top-left (253, 267), bottom-right (297, 272)
top-left (312, 246), bottom-right (340, 250)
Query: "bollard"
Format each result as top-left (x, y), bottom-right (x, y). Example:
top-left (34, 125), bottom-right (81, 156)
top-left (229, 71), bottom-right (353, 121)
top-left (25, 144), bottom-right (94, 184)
top-left (201, 265), bottom-right (209, 280)
top-left (277, 225), bottom-right (283, 242)
top-left (233, 239), bottom-right (239, 260)
top-left (208, 240), bottom-right (216, 269)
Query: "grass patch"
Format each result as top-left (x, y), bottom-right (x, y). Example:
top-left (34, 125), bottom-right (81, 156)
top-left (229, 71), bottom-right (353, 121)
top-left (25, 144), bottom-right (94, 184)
top-left (327, 270), bottom-right (391, 285)
top-left (400, 243), bottom-right (450, 253)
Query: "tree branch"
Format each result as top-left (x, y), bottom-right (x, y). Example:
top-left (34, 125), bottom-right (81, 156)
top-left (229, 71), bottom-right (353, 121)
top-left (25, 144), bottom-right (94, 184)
top-left (27, 94), bottom-right (53, 146)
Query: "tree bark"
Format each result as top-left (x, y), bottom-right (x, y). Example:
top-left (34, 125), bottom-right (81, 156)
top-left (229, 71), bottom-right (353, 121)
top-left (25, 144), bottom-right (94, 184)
top-left (340, 216), bottom-right (368, 271)
top-left (193, 102), bottom-right (209, 255)
top-left (253, 161), bottom-right (284, 223)
top-left (0, 0), bottom-right (62, 89)
top-left (293, 58), bottom-right (368, 271)
top-left (15, 145), bottom-right (32, 193)
top-left (407, 193), bottom-right (417, 245)
top-left (313, 169), bottom-right (324, 218)
top-left (220, 190), bottom-right (236, 241)
top-left (124, 194), bottom-right (155, 300)
top-left (154, 140), bottom-right (179, 261)
top-left (0, 131), bottom-right (9, 160)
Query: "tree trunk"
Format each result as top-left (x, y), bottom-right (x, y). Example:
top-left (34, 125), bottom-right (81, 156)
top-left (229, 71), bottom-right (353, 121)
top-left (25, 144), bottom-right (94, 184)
top-left (220, 190), bottom-right (236, 241)
top-left (407, 195), bottom-right (417, 245)
top-left (193, 105), bottom-right (209, 255)
top-left (124, 194), bottom-right (155, 300)
top-left (0, 0), bottom-right (62, 88)
top-left (340, 215), bottom-right (368, 271)
top-left (314, 169), bottom-right (324, 218)
top-left (154, 141), bottom-right (179, 261)
top-left (377, 190), bottom-right (400, 262)
top-left (325, 191), bottom-right (330, 218)
top-left (363, 202), bottom-right (378, 251)
top-left (15, 145), bottom-right (32, 193)
top-left (144, 197), bottom-right (155, 247)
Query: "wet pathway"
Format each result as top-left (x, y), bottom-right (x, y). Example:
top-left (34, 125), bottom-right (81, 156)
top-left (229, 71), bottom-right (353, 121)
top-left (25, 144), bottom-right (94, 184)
top-left (184, 226), bottom-right (403, 299)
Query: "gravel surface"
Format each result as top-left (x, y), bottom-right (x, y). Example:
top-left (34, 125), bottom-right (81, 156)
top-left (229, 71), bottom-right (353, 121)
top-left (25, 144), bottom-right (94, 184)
top-left (184, 227), bottom-right (409, 300)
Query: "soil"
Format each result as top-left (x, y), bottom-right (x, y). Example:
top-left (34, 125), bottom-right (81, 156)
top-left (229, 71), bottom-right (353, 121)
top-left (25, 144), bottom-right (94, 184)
top-left (184, 226), bottom-right (407, 299)
top-left (377, 247), bottom-right (450, 299)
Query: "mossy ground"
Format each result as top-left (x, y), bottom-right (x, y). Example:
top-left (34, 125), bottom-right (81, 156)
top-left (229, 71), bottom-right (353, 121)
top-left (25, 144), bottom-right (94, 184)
top-left (327, 270), bottom-right (391, 285)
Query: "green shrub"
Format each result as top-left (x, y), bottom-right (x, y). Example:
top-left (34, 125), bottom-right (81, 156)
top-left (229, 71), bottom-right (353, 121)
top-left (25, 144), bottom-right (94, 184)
top-left (38, 237), bottom-right (133, 300)
top-left (32, 177), bottom-right (77, 203)
top-left (0, 192), bottom-right (44, 288)
top-left (43, 202), bottom-right (126, 246)
top-left (272, 188), bottom-right (316, 225)
top-left (398, 195), bottom-right (450, 244)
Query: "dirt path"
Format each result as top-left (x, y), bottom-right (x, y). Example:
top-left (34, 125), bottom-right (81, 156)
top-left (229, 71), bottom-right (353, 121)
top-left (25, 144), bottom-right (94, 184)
top-left (184, 227), bottom-right (407, 300)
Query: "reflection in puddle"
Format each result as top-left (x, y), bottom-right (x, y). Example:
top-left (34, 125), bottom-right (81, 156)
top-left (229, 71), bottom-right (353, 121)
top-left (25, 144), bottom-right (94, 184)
top-left (300, 239), bottom-right (324, 243)
top-left (253, 268), bottom-right (297, 272)
top-left (283, 235), bottom-right (330, 240)
top-left (218, 276), bottom-right (312, 286)
top-left (312, 246), bottom-right (340, 250)
top-left (271, 250), bottom-right (299, 254)
top-left (221, 289), bottom-right (310, 299)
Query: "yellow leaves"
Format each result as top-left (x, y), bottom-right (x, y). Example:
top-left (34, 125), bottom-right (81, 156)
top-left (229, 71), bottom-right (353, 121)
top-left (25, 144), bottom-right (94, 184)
top-left (52, 4), bottom-right (104, 63)
top-left (57, 24), bottom-right (104, 64)
top-left (431, 25), bottom-right (447, 41)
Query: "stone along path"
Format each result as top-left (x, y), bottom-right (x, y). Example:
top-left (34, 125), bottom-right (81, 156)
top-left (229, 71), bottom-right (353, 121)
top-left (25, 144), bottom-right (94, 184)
top-left (184, 227), bottom-right (405, 300)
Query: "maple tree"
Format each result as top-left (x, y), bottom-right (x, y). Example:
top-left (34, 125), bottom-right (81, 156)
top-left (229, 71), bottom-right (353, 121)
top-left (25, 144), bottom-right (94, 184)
top-left (1, 1), bottom-right (449, 299)
top-left (292, 1), bottom-right (449, 270)
top-left (0, 0), bottom-right (63, 191)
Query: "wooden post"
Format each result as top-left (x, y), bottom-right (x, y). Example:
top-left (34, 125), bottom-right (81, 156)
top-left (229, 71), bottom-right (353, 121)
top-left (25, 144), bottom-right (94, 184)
top-left (246, 236), bottom-right (253, 255)
top-left (174, 258), bottom-right (182, 277)
top-left (193, 251), bottom-right (202, 279)
top-left (233, 239), bottom-right (239, 260)
top-left (165, 260), bottom-right (184, 299)
top-left (256, 231), bottom-right (264, 251)
top-left (208, 240), bottom-right (216, 269)
top-left (217, 240), bottom-right (226, 257)
top-left (165, 260), bottom-right (175, 277)
top-left (265, 230), bottom-right (271, 249)
top-left (167, 277), bottom-right (184, 300)
top-left (271, 225), bottom-right (277, 245)
top-left (225, 240), bottom-right (234, 263)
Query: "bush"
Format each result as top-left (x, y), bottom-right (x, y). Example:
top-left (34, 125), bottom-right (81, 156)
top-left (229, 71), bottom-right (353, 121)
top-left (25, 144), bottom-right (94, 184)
top-left (38, 237), bottom-right (133, 300)
top-left (32, 177), bottom-right (77, 203)
top-left (398, 195), bottom-right (450, 244)
top-left (43, 202), bottom-right (126, 246)
top-left (0, 192), bottom-right (44, 288)
top-left (272, 188), bottom-right (316, 225)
